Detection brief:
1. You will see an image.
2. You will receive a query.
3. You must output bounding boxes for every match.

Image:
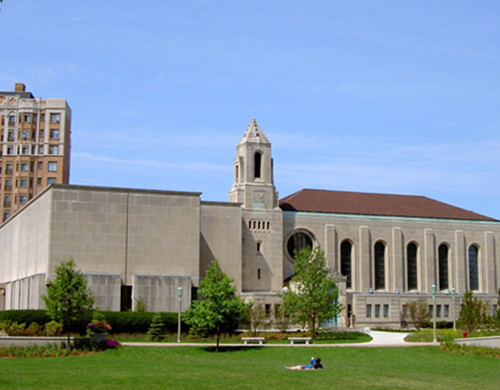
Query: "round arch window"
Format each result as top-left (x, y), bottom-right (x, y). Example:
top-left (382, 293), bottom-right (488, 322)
top-left (286, 230), bottom-right (314, 260)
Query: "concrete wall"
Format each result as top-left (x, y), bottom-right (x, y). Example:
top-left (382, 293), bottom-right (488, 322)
top-left (85, 273), bottom-right (121, 311)
top-left (200, 202), bottom-right (242, 293)
top-left (132, 275), bottom-right (192, 312)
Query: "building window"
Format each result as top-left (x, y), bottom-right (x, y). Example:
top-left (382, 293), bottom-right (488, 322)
top-left (22, 130), bottom-right (30, 139)
top-left (286, 230), bottom-right (313, 260)
top-left (50, 129), bottom-right (59, 139)
top-left (21, 163), bottom-right (28, 171)
top-left (444, 304), bottom-right (449, 318)
top-left (20, 179), bottom-right (28, 187)
top-left (436, 305), bottom-right (441, 318)
top-left (4, 179), bottom-right (12, 189)
top-left (375, 304), bottom-right (380, 318)
top-left (37, 178), bottom-right (42, 185)
top-left (407, 243), bottom-right (418, 290)
top-left (50, 113), bottom-right (60, 123)
top-left (366, 304), bottom-right (372, 318)
top-left (383, 304), bottom-right (389, 318)
top-left (7, 148), bottom-right (13, 155)
top-left (6, 163), bottom-right (13, 174)
top-left (48, 161), bottom-right (57, 172)
top-left (23, 114), bottom-right (31, 122)
top-left (38, 145), bottom-right (44, 154)
top-left (254, 152), bottom-right (262, 179)
top-left (22, 146), bottom-right (30, 154)
top-left (428, 305), bottom-right (433, 316)
top-left (7, 131), bottom-right (14, 141)
top-left (4, 196), bottom-right (11, 207)
top-left (37, 161), bottom-right (43, 170)
top-left (340, 240), bottom-right (352, 289)
top-left (47, 177), bottom-right (57, 185)
top-left (8, 115), bottom-right (15, 124)
top-left (468, 245), bottom-right (479, 291)
top-left (438, 244), bottom-right (449, 291)
top-left (19, 195), bottom-right (27, 204)
top-left (374, 241), bottom-right (385, 290)
top-left (3, 213), bottom-right (10, 221)
top-left (256, 241), bottom-right (262, 253)
top-left (49, 145), bottom-right (59, 154)
top-left (257, 268), bottom-right (261, 280)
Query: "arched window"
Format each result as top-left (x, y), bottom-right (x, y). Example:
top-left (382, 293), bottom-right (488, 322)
top-left (468, 245), bottom-right (479, 291)
top-left (407, 243), bottom-right (418, 290)
top-left (438, 244), bottom-right (449, 290)
top-left (374, 242), bottom-right (385, 290)
top-left (254, 152), bottom-right (262, 179)
top-left (340, 240), bottom-right (352, 289)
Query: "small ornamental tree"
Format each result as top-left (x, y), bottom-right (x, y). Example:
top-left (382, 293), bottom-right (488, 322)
top-left (458, 290), bottom-right (488, 333)
top-left (184, 259), bottom-right (246, 351)
top-left (42, 259), bottom-right (94, 345)
top-left (279, 247), bottom-right (342, 338)
top-left (405, 299), bottom-right (431, 330)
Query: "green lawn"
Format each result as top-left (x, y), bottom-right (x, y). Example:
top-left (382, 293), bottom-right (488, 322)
top-left (1, 346), bottom-right (499, 390)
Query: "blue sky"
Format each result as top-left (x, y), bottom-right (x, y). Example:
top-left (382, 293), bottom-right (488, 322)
top-left (1, 1), bottom-right (499, 219)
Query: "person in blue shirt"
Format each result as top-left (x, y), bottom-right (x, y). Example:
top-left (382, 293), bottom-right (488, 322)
top-left (285, 357), bottom-right (323, 370)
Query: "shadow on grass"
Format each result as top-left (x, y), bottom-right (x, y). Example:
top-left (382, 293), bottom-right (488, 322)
top-left (201, 346), bottom-right (264, 353)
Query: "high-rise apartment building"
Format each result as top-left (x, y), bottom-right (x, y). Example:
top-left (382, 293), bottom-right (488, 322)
top-left (0, 83), bottom-right (71, 221)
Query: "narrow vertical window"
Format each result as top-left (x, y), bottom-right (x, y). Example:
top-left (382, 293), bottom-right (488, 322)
top-left (375, 304), bottom-right (380, 318)
top-left (341, 240), bottom-right (352, 289)
top-left (438, 244), bottom-right (449, 290)
top-left (468, 245), bottom-right (479, 291)
top-left (374, 242), bottom-right (385, 290)
top-left (407, 243), bottom-right (418, 290)
top-left (383, 304), bottom-right (389, 318)
top-left (254, 152), bottom-right (262, 179)
top-left (366, 304), bottom-right (372, 318)
top-left (257, 268), bottom-right (261, 280)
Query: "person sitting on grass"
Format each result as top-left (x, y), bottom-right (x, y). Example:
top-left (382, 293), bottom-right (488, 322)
top-left (285, 357), bottom-right (324, 370)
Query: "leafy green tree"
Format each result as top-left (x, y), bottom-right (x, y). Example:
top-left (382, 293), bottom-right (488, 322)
top-left (42, 259), bottom-right (94, 345)
top-left (184, 259), bottom-right (247, 351)
top-left (279, 247), bottom-right (342, 338)
top-left (458, 290), bottom-right (488, 333)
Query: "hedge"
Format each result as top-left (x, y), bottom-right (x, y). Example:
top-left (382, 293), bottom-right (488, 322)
top-left (0, 310), bottom-right (187, 334)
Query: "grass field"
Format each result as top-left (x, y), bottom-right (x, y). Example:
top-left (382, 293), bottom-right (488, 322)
top-left (1, 346), bottom-right (499, 390)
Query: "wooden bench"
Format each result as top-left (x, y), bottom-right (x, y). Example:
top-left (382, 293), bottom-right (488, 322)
top-left (288, 337), bottom-right (312, 345)
top-left (241, 337), bottom-right (265, 345)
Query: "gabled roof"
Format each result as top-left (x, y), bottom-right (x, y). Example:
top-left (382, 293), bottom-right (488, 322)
top-left (279, 189), bottom-right (497, 222)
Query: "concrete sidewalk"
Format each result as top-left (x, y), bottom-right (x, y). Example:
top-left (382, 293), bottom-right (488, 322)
top-left (121, 331), bottom-right (438, 348)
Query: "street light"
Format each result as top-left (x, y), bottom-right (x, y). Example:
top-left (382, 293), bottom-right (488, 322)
top-left (177, 286), bottom-right (183, 343)
top-left (451, 287), bottom-right (456, 331)
top-left (431, 284), bottom-right (437, 343)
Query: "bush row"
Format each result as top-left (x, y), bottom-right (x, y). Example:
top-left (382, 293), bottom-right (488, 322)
top-left (0, 310), bottom-right (187, 334)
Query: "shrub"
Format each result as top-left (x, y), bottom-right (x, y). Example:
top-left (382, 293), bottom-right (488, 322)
top-left (147, 313), bottom-right (166, 341)
top-left (0, 310), bottom-right (51, 326)
top-left (23, 322), bottom-right (44, 336)
top-left (44, 321), bottom-right (63, 336)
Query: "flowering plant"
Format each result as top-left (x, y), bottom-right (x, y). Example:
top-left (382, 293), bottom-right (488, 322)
top-left (106, 339), bottom-right (121, 349)
top-left (86, 321), bottom-right (112, 334)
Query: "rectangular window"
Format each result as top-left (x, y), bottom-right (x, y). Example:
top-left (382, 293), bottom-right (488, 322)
top-left (436, 305), bottom-right (441, 318)
top-left (375, 304), bottom-right (380, 318)
top-left (47, 177), bottom-right (57, 185)
top-left (38, 161), bottom-right (43, 170)
top-left (383, 304), bottom-right (389, 318)
top-left (37, 178), bottom-right (42, 185)
top-left (428, 305), bottom-right (433, 316)
top-left (22, 146), bottom-right (30, 154)
top-left (8, 115), bottom-right (15, 124)
top-left (39, 130), bottom-right (44, 138)
top-left (7, 131), bottom-right (14, 141)
top-left (19, 195), bottom-right (27, 204)
top-left (49, 145), bottom-right (58, 154)
top-left (22, 130), bottom-right (30, 139)
top-left (4, 196), bottom-right (11, 207)
top-left (47, 161), bottom-right (57, 172)
top-left (444, 304), bottom-right (449, 318)
top-left (7, 148), bottom-right (12, 155)
top-left (4, 180), bottom-right (12, 189)
top-left (21, 163), bottom-right (28, 171)
top-left (50, 113), bottom-right (60, 123)
top-left (20, 179), bottom-right (28, 187)
top-left (50, 129), bottom-right (59, 139)
top-left (6, 164), bottom-right (13, 174)
top-left (366, 304), bottom-right (372, 318)
top-left (23, 114), bottom-right (31, 122)
top-left (40, 114), bottom-right (45, 121)
top-left (38, 145), bottom-right (44, 154)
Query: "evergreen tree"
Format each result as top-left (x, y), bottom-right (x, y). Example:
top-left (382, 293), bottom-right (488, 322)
top-left (184, 259), bottom-right (246, 351)
top-left (458, 290), bottom-right (488, 333)
top-left (147, 313), bottom-right (166, 341)
top-left (42, 259), bottom-right (94, 345)
top-left (280, 247), bottom-right (342, 338)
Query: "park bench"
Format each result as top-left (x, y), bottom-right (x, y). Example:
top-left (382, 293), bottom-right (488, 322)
top-left (241, 337), bottom-right (265, 345)
top-left (288, 337), bottom-right (312, 345)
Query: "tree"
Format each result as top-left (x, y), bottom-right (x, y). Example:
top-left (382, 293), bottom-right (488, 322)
top-left (246, 302), bottom-right (270, 336)
top-left (458, 290), bottom-right (488, 333)
top-left (184, 259), bottom-right (246, 351)
top-left (42, 259), bottom-right (94, 345)
top-left (405, 299), bottom-right (431, 330)
top-left (279, 247), bottom-right (342, 338)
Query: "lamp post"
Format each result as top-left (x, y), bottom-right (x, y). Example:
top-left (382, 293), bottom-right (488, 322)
top-left (431, 284), bottom-right (437, 343)
top-left (177, 286), bottom-right (183, 343)
top-left (451, 287), bottom-right (456, 331)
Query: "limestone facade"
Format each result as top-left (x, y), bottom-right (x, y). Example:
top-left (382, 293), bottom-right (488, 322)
top-left (0, 119), bottom-right (499, 329)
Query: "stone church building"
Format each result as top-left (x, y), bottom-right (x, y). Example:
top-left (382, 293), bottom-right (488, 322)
top-left (0, 119), bottom-right (499, 328)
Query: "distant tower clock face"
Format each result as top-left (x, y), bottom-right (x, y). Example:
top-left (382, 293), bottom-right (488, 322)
top-left (253, 191), bottom-right (266, 208)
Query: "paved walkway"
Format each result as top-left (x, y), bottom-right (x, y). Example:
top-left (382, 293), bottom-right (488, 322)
top-left (121, 331), bottom-right (438, 348)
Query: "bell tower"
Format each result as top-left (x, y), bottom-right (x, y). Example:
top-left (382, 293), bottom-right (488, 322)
top-left (229, 119), bottom-right (279, 209)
